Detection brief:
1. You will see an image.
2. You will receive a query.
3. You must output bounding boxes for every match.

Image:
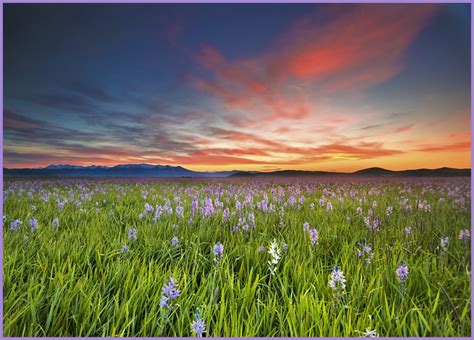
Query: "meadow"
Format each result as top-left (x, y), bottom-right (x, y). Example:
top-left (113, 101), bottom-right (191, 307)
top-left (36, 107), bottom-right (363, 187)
top-left (2, 176), bottom-right (471, 337)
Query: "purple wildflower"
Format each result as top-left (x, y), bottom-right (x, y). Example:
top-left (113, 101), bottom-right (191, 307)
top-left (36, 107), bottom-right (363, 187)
top-left (10, 219), bottom-right (22, 231)
top-left (222, 207), bottom-right (229, 222)
top-left (309, 228), bottom-right (319, 246)
top-left (172, 236), bottom-right (179, 247)
top-left (213, 242), bottom-right (224, 262)
top-left (396, 264), bottom-right (409, 282)
top-left (144, 203), bottom-right (154, 213)
top-left (161, 277), bottom-right (180, 310)
top-left (459, 229), bottom-right (470, 241)
top-left (29, 218), bottom-right (38, 232)
top-left (329, 265), bottom-right (346, 291)
top-left (191, 309), bottom-right (206, 337)
top-left (128, 228), bottom-right (137, 241)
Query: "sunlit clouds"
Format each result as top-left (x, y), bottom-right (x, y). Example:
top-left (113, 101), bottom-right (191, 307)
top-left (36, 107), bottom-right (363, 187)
top-left (3, 4), bottom-right (470, 171)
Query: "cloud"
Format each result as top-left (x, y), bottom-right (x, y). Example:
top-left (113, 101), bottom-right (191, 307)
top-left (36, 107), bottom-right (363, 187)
top-left (415, 141), bottom-right (471, 152)
top-left (361, 124), bottom-right (383, 130)
top-left (191, 4), bottom-right (438, 127)
top-left (393, 124), bottom-right (415, 133)
top-left (448, 131), bottom-right (471, 139)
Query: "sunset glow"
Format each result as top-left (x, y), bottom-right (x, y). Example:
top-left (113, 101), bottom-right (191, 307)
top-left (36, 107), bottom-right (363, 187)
top-left (3, 4), bottom-right (471, 171)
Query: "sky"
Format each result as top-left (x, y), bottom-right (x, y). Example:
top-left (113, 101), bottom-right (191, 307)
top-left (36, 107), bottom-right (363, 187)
top-left (3, 3), bottom-right (471, 172)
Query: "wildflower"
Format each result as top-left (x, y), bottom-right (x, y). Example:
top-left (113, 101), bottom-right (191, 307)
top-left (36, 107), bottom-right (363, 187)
top-left (222, 207), bottom-right (229, 222)
top-left (329, 265), bottom-right (346, 291)
top-left (440, 237), bottom-right (449, 250)
top-left (362, 328), bottom-right (378, 337)
top-left (268, 240), bottom-right (281, 275)
top-left (160, 277), bottom-right (180, 310)
top-left (405, 226), bottom-right (412, 236)
top-left (176, 204), bottom-right (184, 218)
top-left (326, 202), bottom-right (333, 211)
top-left (459, 229), bottom-right (470, 241)
top-left (172, 236), bottom-right (179, 247)
top-left (355, 241), bottom-right (375, 264)
top-left (10, 219), bottom-right (22, 231)
top-left (121, 245), bottom-right (129, 253)
top-left (303, 221), bottom-right (310, 231)
top-left (356, 207), bottom-right (363, 214)
top-left (128, 228), bottom-right (137, 241)
top-left (191, 309), bottom-right (206, 337)
top-left (29, 218), bottom-right (38, 232)
top-left (52, 217), bottom-right (59, 228)
top-left (160, 296), bottom-right (169, 308)
top-left (144, 203), bottom-right (154, 213)
top-left (259, 246), bottom-right (264, 252)
top-left (248, 212), bottom-right (255, 228)
top-left (213, 242), bottom-right (224, 262)
top-left (282, 243), bottom-right (288, 252)
top-left (309, 228), bottom-right (319, 246)
top-left (396, 264), bottom-right (409, 282)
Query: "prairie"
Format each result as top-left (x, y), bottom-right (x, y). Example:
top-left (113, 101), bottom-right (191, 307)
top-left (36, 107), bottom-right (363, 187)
top-left (2, 176), bottom-right (471, 337)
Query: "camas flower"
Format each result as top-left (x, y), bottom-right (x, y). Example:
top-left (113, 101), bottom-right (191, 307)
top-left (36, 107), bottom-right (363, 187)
top-left (172, 236), bottom-right (179, 247)
top-left (309, 228), bottom-right (319, 246)
top-left (329, 265), bottom-right (346, 291)
top-left (160, 277), bottom-right (180, 310)
top-left (213, 242), bottom-right (224, 262)
top-left (440, 237), bottom-right (449, 250)
top-left (362, 328), bottom-right (378, 337)
top-left (459, 229), bottom-right (470, 241)
top-left (29, 218), bottom-right (38, 232)
top-left (191, 309), bottom-right (206, 337)
top-left (128, 228), bottom-right (137, 241)
top-left (10, 219), bottom-right (22, 231)
top-left (268, 240), bottom-right (281, 275)
top-left (396, 264), bottom-right (409, 282)
top-left (52, 217), bottom-right (59, 228)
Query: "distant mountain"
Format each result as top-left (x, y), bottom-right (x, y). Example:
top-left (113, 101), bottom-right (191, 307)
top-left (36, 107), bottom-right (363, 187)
top-left (353, 167), bottom-right (471, 177)
top-left (231, 167), bottom-right (470, 177)
top-left (4, 164), bottom-right (237, 178)
top-left (3, 164), bottom-right (470, 178)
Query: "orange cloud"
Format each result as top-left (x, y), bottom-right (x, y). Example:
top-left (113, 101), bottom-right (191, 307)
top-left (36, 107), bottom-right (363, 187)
top-left (415, 141), bottom-right (471, 152)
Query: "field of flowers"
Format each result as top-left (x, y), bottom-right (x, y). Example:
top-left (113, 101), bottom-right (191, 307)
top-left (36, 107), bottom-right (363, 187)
top-left (2, 176), bottom-right (472, 337)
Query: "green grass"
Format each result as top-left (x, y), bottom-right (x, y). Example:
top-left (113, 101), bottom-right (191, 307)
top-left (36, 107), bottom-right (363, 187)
top-left (3, 178), bottom-right (471, 336)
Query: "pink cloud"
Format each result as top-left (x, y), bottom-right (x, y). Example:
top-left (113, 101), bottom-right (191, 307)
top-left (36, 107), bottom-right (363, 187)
top-left (191, 4), bottom-right (438, 128)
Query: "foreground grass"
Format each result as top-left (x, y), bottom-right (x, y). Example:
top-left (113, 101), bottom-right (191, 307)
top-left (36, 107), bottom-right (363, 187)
top-left (3, 177), bottom-right (471, 336)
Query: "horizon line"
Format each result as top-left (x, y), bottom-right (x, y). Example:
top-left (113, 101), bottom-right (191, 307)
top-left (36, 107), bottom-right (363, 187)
top-left (3, 163), bottom-right (471, 173)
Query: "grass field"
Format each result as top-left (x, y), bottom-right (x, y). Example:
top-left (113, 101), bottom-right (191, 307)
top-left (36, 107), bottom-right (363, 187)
top-left (2, 177), bottom-right (471, 337)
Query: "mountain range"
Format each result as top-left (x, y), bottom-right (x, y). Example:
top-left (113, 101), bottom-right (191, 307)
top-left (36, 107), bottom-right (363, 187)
top-left (3, 164), bottom-right (471, 177)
